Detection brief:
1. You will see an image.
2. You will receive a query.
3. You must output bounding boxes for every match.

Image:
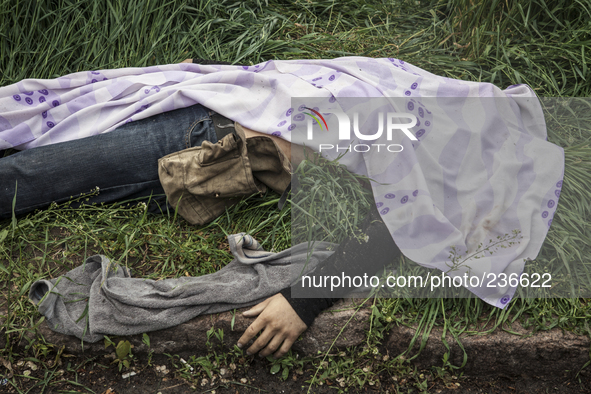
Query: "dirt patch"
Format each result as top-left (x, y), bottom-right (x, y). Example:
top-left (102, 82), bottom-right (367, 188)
top-left (387, 320), bottom-right (590, 378)
top-left (3, 351), bottom-right (590, 394)
top-left (3, 298), bottom-right (591, 393)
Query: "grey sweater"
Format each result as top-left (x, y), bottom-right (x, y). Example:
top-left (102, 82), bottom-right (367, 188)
top-left (29, 233), bottom-right (334, 343)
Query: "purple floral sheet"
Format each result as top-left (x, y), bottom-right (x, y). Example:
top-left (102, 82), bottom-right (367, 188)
top-left (0, 57), bottom-right (564, 307)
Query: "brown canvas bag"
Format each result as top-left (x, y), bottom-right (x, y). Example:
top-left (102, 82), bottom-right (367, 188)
top-left (158, 122), bottom-right (291, 225)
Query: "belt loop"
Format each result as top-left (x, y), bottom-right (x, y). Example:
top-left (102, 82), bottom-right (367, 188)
top-left (211, 113), bottom-right (237, 140)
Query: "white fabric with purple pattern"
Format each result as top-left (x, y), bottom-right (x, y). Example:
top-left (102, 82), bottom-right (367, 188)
top-left (0, 57), bottom-right (564, 307)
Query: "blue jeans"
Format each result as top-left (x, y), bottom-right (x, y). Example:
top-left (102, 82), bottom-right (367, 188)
top-left (0, 104), bottom-right (218, 219)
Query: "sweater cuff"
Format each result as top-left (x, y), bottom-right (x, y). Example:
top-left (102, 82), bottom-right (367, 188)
top-left (279, 287), bottom-right (337, 328)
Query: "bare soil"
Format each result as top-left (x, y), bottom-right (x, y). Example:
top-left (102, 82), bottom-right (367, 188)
top-left (3, 350), bottom-right (590, 394)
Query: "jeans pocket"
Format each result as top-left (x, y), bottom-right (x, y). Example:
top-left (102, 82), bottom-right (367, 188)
top-left (185, 111), bottom-right (218, 149)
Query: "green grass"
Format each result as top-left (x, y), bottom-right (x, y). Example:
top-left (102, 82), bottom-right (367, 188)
top-left (2, 0), bottom-right (591, 392)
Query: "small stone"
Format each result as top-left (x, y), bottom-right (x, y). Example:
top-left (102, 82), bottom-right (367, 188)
top-left (155, 365), bottom-right (169, 374)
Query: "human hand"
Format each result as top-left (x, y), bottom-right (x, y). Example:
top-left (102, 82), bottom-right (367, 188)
top-left (237, 293), bottom-right (307, 358)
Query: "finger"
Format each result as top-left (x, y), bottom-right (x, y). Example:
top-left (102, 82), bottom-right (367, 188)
top-left (242, 298), bottom-right (271, 317)
top-left (273, 336), bottom-right (296, 359)
top-left (237, 315), bottom-right (266, 349)
top-left (259, 334), bottom-right (286, 358)
top-left (246, 326), bottom-right (276, 356)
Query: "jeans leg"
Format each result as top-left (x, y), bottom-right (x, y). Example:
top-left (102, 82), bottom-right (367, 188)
top-left (0, 104), bottom-right (218, 219)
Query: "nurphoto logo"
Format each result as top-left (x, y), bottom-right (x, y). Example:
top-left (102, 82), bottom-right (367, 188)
top-left (305, 109), bottom-right (418, 153)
